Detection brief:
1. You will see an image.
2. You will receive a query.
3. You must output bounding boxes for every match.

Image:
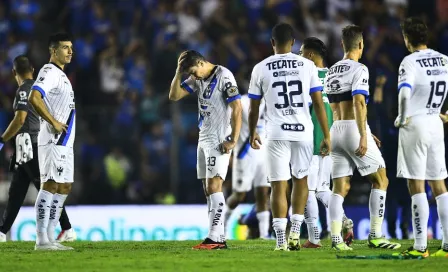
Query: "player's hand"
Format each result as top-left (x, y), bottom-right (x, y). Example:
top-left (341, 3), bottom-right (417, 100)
top-left (319, 137), bottom-right (330, 156)
top-left (219, 140), bottom-right (236, 154)
top-left (394, 115), bottom-right (409, 128)
top-left (355, 135), bottom-right (367, 157)
top-left (176, 51), bottom-right (188, 75)
top-left (440, 113), bottom-right (448, 124)
top-left (250, 133), bottom-right (262, 150)
top-left (372, 134), bottom-right (381, 148)
top-left (51, 120), bottom-right (68, 133)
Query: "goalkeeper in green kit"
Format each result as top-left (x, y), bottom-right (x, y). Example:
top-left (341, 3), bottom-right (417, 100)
top-left (299, 37), bottom-right (354, 248)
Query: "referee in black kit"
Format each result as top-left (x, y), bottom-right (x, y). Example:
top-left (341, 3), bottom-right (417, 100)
top-left (0, 55), bottom-right (74, 242)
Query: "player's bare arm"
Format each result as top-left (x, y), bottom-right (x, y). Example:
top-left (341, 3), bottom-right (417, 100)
top-left (220, 99), bottom-right (242, 154)
top-left (440, 112), bottom-right (448, 123)
top-left (353, 94), bottom-right (367, 157)
top-left (372, 134), bottom-right (381, 148)
top-left (395, 85), bottom-right (411, 128)
top-left (248, 98), bottom-right (262, 149)
top-left (1, 110), bottom-right (28, 142)
top-left (310, 91), bottom-right (331, 156)
top-left (169, 52), bottom-right (190, 101)
top-left (29, 90), bottom-right (67, 133)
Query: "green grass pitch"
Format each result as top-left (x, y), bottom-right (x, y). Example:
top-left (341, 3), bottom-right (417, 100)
top-left (0, 239), bottom-right (446, 271)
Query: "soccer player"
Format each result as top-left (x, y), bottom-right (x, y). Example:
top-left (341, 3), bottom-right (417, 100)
top-left (224, 94), bottom-right (270, 239)
top-left (394, 17), bottom-right (448, 258)
top-left (0, 55), bottom-right (76, 243)
top-left (325, 25), bottom-right (400, 251)
top-left (169, 50), bottom-right (242, 249)
top-left (298, 37), bottom-right (354, 248)
top-left (248, 23), bottom-right (331, 251)
top-left (28, 33), bottom-right (76, 251)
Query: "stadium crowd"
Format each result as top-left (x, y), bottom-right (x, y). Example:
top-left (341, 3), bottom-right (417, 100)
top-left (0, 0), bottom-right (447, 210)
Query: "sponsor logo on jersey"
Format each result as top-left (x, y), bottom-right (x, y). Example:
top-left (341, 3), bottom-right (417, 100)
top-left (426, 69), bottom-right (447, 76)
top-left (273, 71), bottom-right (299, 77)
top-left (281, 123), bottom-right (304, 132)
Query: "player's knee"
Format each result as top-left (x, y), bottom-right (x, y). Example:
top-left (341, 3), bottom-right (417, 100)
top-left (429, 180), bottom-right (447, 197)
top-left (57, 183), bottom-right (72, 195)
top-left (206, 177), bottom-right (222, 195)
top-left (41, 180), bottom-right (58, 194)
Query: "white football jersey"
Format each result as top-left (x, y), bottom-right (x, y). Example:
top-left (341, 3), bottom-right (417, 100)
top-left (398, 49), bottom-right (448, 116)
top-left (324, 59), bottom-right (369, 103)
top-left (234, 94), bottom-right (266, 157)
top-left (248, 52), bottom-right (322, 141)
top-left (181, 65), bottom-right (241, 149)
top-left (32, 63), bottom-right (76, 148)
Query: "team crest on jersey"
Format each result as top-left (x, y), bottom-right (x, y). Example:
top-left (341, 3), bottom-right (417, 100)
top-left (399, 68), bottom-right (406, 78)
top-left (329, 80), bottom-right (341, 92)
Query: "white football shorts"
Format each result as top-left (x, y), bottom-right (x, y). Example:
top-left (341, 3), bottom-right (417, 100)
top-left (308, 155), bottom-right (332, 192)
top-left (330, 120), bottom-right (385, 178)
top-left (197, 146), bottom-right (231, 180)
top-left (232, 143), bottom-right (269, 192)
top-left (38, 144), bottom-right (74, 183)
top-left (397, 115), bottom-right (447, 180)
top-left (267, 140), bottom-right (313, 182)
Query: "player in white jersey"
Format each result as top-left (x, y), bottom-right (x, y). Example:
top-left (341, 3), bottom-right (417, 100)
top-left (393, 17), bottom-right (448, 258)
top-left (299, 37), bottom-right (354, 248)
top-left (169, 50), bottom-right (242, 250)
top-left (248, 23), bottom-right (331, 251)
top-left (28, 33), bottom-right (75, 251)
top-left (224, 94), bottom-right (270, 239)
top-left (325, 25), bottom-right (400, 251)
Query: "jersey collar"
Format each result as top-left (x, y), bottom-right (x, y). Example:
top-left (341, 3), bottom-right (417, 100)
top-left (49, 62), bottom-right (64, 72)
top-left (203, 65), bottom-right (218, 82)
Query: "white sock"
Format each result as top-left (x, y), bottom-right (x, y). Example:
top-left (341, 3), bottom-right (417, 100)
top-left (35, 190), bottom-right (53, 245)
top-left (47, 194), bottom-right (67, 243)
top-left (316, 191), bottom-right (331, 208)
top-left (256, 211), bottom-right (270, 238)
top-left (224, 205), bottom-right (233, 227)
top-left (412, 193), bottom-right (429, 251)
top-left (436, 192), bottom-right (448, 250)
top-left (207, 196), bottom-right (211, 215)
top-left (272, 218), bottom-right (287, 247)
top-left (329, 193), bottom-right (344, 244)
top-left (305, 191), bottom-right (320, 244)
top-left (290, 214), bottom-right (304, 236)
top-left (369, 189), bottom-right (386, 238)
top-left (208, 192), bottom-right (226, 242)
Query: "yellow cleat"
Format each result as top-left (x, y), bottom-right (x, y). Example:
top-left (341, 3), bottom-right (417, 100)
top-left (287, 232), bottom-right (301, 251)
top-left (274, 244), bottom-right (289, 251)
top-left (332, 242), bottom-right (353, 251)
top-left (392, 247), bottom-right (429, 258)
top-left (430, 248), bottom-right (448, 258)
top-left (368, 236), bottom-right (401, 249)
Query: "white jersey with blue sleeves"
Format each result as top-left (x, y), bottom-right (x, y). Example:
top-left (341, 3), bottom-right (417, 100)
top-left (181, 65), bottom-right (241, 149)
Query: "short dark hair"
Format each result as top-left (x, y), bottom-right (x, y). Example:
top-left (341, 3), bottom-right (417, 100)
top-left (302, 37), bottom-right (327, 58)
top-left (401, 17), bottom-right (428, 47)
top-left (341, 25), bottom-right (363, 52)
top-left (48, 32), bottom-right (72, 49)
top-left (272, 23), bottom-right (294, 46)
top-left (179, 50), bottom-right (205, 73)
top-left (13, 55), bottom-right (33, 75)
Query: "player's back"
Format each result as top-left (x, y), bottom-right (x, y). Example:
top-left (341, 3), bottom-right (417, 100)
top-left (325, 59), bottom-right (369, 120)
top-left (398, 49), bottom-right (448, 117)
top-left (32, 63), bottom-right (76, 148)
top-left (249, 52), bottom-right (322, 142)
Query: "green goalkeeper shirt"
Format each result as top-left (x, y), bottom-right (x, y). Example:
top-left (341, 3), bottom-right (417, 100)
top-left (311, 67), bottom-right (333, 155)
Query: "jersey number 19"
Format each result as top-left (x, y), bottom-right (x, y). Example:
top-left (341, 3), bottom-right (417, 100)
top-left (427, 81), bottom-right (447, 108)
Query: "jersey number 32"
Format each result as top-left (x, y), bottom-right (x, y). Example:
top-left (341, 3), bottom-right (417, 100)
top-left (273, 80), bottom-right (303, 109)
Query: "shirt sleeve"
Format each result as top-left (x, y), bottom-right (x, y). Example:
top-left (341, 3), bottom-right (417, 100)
top-left (32, 68), bottom-right (55, 98)
top-left (248, 64), bottom-right (263, 100)
top-left (351, 65), bottom-right (370, 98)
top-left (180, 76), bottom-right (197, 94)
top-left (397, 58), bottom-right (415, 92)
top-left (221, 71), bottom-right (241, 103)
top-left (15, 84), bottom-right (31, 112)
top-left (310, 63), bottom-right (323, 94)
